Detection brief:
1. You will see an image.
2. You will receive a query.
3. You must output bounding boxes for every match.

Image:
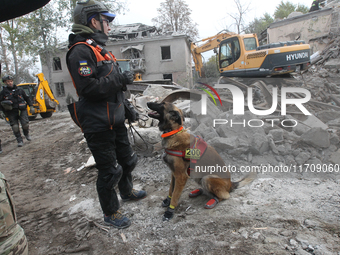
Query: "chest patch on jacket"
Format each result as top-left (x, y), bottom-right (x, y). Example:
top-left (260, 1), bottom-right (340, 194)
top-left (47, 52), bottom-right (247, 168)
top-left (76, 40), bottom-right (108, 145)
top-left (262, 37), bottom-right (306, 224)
top-left (78, 66), bottom-right (92, 76)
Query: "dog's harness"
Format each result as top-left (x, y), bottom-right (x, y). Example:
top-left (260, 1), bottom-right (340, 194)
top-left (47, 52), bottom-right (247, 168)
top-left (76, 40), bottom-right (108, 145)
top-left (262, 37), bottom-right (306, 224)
top-left (164, 132), bottom-right (208, 176)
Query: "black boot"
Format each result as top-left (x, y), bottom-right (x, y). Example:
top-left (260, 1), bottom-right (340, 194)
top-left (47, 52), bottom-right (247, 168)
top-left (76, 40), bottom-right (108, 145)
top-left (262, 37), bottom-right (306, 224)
top-left (16, 137), bottom-right (23, 147)
top-left (23, 129), bottom-right (31, 141)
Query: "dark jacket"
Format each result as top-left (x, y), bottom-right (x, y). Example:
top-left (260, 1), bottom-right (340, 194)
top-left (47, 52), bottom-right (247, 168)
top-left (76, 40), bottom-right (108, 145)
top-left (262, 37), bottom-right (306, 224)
top-left (309, 0), bottom-right (320, 12)
top-left (0, 85), bottom-right (32, 111)
top-left (66, 32), bottom-right (125, 133)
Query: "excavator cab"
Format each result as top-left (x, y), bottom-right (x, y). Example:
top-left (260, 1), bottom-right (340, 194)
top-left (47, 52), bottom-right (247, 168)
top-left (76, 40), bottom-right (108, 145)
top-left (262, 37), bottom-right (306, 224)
top-left (219, 37), bottom-right (241, 68)
top-left (17, 84), bottom-right (37, 105)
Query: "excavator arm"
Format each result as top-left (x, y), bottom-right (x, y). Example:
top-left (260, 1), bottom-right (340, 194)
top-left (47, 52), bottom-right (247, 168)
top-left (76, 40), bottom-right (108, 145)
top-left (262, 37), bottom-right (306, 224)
top-left (35, 73), bottom-right (59, 112)
top-left (191, 31), bottom-right (236, 77)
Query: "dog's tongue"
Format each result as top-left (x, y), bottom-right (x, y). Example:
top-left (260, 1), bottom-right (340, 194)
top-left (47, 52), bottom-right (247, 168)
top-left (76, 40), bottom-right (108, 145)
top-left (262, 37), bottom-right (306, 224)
top-left (148, 111), bottom-right (157, 116)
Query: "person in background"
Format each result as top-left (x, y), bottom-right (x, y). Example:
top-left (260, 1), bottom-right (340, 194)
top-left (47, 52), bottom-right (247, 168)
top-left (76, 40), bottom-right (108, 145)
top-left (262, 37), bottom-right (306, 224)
top-left (0, 75), bottom-right (35, 147)
top-left (66, 0), bottom-right (146, 229)
top-left (309, 0), bottom-right (320, 12)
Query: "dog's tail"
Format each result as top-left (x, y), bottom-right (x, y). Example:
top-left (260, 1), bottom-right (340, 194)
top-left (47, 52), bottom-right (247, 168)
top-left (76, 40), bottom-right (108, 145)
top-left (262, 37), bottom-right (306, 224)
top-left (231, 172), bottom-right (257, 191)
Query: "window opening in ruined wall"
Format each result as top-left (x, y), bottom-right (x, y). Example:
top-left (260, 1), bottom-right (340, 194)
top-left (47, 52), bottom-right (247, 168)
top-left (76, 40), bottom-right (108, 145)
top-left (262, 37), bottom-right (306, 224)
top-left (53, 57), bottom-right (62, 71)
top-left (161, 46), bottom-right (171, 60)
top-left (163, 73), bottom-right (172, 81)
top-left (55, 82), bottom-right (65, 97)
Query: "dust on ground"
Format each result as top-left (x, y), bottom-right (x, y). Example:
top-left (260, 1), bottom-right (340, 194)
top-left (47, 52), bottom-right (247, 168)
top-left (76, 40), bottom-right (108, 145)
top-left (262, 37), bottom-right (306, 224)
top-left (1, 73), bottom-right (340, 254)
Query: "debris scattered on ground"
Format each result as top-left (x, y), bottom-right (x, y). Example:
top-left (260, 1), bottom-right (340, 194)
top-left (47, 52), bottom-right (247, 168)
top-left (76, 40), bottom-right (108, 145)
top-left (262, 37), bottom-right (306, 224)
top-left (1, 36), bottom-right (340, 254)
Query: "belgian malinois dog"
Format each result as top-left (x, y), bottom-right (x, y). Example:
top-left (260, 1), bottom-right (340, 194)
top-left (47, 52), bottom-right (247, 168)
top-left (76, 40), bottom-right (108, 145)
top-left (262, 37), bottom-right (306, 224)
top-left (147, 101), bottom-right (256, 221)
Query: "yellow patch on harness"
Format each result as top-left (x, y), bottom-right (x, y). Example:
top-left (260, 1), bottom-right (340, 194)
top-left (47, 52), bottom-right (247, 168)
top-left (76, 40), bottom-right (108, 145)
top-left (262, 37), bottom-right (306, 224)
top-left (185, 149), bottom-right (201, 160)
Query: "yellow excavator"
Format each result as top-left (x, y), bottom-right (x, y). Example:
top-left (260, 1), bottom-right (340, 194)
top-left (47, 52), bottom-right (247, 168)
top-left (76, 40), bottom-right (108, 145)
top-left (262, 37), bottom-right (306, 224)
top-left (191, 31), bottom-right (310, 78)
top-left (17, 73), bottom-right (59, 120)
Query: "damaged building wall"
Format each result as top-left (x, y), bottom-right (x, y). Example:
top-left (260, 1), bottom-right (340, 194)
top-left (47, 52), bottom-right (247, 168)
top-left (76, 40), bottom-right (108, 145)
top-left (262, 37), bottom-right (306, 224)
top-left (110, 35), bottom-right (192, 84)
top-left (267, 6), bottom-right (340, 54)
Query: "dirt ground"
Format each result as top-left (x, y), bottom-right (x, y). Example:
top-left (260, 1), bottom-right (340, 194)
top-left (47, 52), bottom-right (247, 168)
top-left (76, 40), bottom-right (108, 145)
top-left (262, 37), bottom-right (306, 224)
top-left (0, 101), bottom-right (339, 254)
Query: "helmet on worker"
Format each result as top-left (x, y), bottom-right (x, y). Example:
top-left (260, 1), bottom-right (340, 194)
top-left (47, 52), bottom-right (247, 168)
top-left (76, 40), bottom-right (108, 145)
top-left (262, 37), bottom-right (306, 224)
top-left (2, 75), bottom-right (14, 87)
top-left (73, 0), bottom-right (115, 26)
top-left (2, 75), bottom-right (13, 83)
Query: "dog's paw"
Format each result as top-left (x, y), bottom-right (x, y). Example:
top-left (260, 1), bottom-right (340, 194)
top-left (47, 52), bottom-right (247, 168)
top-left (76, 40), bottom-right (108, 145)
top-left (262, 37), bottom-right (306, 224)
top-left (189, 188), bottom-right (203, 198)
top-left (161, 196), bottom-right (171, 207)
top-left (162, 207), bottom-right (174, 221)
top-left (204, 197), bottom-right (219, 209)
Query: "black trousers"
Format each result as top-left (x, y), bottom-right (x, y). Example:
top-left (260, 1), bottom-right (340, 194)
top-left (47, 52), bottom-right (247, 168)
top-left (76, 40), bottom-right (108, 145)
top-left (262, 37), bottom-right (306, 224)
top-left (84, 124), bottom-right (137, 215)
top-left (6, 109), bottom-right (29, 142)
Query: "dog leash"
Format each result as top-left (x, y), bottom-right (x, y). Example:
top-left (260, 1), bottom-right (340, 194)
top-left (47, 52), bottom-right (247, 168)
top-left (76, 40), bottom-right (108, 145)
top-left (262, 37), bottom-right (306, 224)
top-left (126, 118), bottom-right (156, 152)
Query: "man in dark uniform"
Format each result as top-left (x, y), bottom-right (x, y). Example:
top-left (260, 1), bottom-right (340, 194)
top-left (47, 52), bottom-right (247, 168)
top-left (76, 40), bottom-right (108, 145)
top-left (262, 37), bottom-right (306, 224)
top-left (66, 0), bottom-right (146, 229)
top-left (0, 75), bottom-right (35, 147)
top-left (309, 0), bottom-right (320, 12)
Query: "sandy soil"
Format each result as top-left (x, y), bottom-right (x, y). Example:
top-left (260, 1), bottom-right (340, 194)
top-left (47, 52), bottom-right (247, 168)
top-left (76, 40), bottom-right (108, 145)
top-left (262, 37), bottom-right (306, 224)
top-left (0, 108), bottom-right (339, 255)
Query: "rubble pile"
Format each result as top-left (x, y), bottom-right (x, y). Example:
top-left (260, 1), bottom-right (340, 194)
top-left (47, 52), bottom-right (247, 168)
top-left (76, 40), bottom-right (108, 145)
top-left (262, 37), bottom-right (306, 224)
top-left (310, 36), bottom-right (340, 66)
top-left (128, 48), bottom-right (340, 181)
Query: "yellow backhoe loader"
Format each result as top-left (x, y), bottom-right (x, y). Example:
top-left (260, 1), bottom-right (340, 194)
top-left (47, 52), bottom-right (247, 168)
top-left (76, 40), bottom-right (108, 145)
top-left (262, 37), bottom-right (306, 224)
top-left (17, 73), bottom-right (59, 120)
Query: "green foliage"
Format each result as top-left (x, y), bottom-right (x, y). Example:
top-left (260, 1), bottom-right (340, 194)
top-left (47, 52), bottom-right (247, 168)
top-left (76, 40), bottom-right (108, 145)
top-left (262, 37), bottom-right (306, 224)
top-left (296, 4), bottom-right (309, 14)
top-left (152, 0), bottom-right (199, 40)
top-left (274, 0), bottom-right (308, 19)
top-left (274, 1), bottom-right (296, 19)
top-left (245, 1), bottom-right (309, 38)
top-left (204, 55), bottom-right (220, 79)
top-left (244, 12), bottom-right (273, 36)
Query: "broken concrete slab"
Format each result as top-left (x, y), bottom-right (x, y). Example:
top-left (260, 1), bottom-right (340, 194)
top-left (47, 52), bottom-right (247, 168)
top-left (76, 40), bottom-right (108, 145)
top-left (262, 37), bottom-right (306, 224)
top-left (268, 137), bottom-right (279, 154)
top-left (329, 149), bottom-right (340, 164)
top-left (143, 84), bottom-right (173, 99)
top-left (228, 138), bottom-right (249, 155)
top-left (215, 111), bottom-right (266, 145)
top-left (282, 129), bottom-right (301, 142)
top-left (329, 132), bottom-right (340, 145)
top-left (268, 129), bottom-right (284, 143)
top-left (192, 122), bottom-right (208, 135)
top-left (293, 123), bottom-right (311, 136)
top-left (316, 110), bottom-right (340, 123)
top-left (324, 58), bottom-right (340, 69)
top-left (327, 117), bottom-right (340, 128)
top-left (190, 98), bottom-right (223, 120)
top-left (134, 95), bottom-right (155, 111)
top-left (129, 126), bottom-right (162, 155)
top-left (203, 130), bottom-right (220, 141)
top-left (301, 127), bottom-right (330, 148)
top-left (295, 151), bottom-right (311, 165)
top-left (299, 115), bottom-right (328, 130)
top-left (208, 137), bottom-right (240, 151)
top-left (250, 134), bottom-right (269, 155)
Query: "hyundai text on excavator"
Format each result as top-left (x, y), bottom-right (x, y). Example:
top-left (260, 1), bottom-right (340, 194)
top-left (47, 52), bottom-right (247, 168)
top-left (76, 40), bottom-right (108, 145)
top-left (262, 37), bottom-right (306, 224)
top-left (17, 73), bottom-right (59, 120)
top-left (191, 31), bottom-right (310, 79)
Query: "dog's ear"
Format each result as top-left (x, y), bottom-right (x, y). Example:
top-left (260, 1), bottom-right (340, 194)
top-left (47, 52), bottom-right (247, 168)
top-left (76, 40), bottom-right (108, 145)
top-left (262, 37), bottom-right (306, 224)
top-left (168, 110), bottom-right (182, 125)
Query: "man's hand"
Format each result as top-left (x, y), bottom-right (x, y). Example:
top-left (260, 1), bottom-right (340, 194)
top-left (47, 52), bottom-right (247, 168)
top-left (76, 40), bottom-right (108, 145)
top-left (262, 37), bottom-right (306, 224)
top-left (121, 71), bottom-right (134, 91)
top-left (123, 71), bottom-right (134, 85)
top-left (30, 107), bottom-right (35, 114)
